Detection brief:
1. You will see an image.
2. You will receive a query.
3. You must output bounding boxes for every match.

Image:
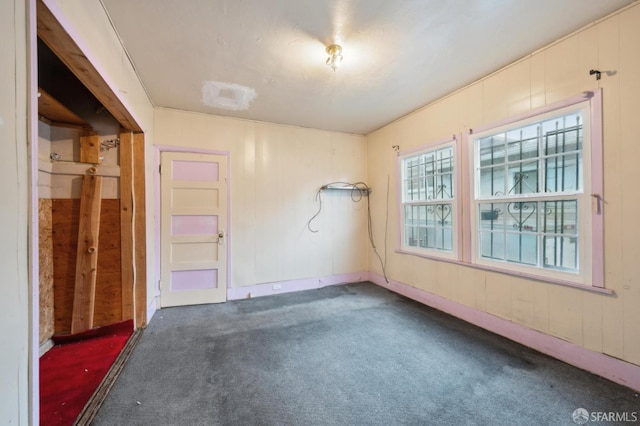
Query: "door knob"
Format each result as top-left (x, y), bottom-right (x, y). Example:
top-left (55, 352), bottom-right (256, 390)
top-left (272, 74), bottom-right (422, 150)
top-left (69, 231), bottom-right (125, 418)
top-left (217, 230), bottom-right (225, 245)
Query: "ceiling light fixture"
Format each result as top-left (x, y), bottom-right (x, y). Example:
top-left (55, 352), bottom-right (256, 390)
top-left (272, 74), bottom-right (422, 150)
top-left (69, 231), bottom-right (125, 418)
top-left (325, 44), bottom-right (343, 71)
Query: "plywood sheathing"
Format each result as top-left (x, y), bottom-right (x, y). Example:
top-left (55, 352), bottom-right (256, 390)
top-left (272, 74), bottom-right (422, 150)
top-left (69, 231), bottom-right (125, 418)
top-left (53, 199), bottom-right (122, 334)
top-left (39, 198), bottom-right (55, 344)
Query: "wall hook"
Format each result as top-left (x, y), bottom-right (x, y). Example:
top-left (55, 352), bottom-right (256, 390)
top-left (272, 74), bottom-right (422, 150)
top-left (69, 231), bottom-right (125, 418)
top-left (589, 69), bottom-right (601, 80)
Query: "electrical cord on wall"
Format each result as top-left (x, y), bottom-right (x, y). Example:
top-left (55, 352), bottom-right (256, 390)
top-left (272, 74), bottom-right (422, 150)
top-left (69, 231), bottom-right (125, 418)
top-left (306, 181), bottom-right (389, 283)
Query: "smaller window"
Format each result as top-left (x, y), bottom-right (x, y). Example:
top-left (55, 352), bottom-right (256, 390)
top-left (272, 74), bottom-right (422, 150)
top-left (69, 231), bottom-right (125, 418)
top-left (400, 141), bottom-right (457, 259)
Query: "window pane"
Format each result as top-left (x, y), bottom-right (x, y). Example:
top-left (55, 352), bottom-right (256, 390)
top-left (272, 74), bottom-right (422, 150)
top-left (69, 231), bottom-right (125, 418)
top-left (418, 227), bottom-right (428, 248)
top-left (506, 128), bottom-right (538, 162)
top-left (543, 200), bottom-right (578, 234)
top-left (478, 110), bottom-right (583, 199)
top-left (433, 204), bottom-right (452, 226)
top-left (434, 172), bottom-right (454, 200)
top-left (418, 205), bottom-right (427, 226)
top-left (479, 203), bottom-right (505, 230)
top-left (505, 202), bottom-right (537, 232)
top-left (437, 147), bottom-right (454, 173)
top-left (403, 146), bottom-right (455, 202)
top-left (479, 136), bottom-right (505, 166)
top-left (543, 236), bottom-right (578, 271)
top-left (480, 231), bottom-right (504, 260)
top-left (543, 113), bottom-right (582, 155)
top-left (544, 152), bottom-right (582, 193)
top-left (506, 232), bottom-right (537, 266)
top-left (479, 166), bottom-right (506, 197)
top-left (507, 162), bottom-right (538, 195)
top-left (442, 228), bottom-right (453, 251)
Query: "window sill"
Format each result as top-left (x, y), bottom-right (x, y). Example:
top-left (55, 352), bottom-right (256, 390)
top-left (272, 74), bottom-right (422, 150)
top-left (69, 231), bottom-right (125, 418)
top-left (395, 249), bottom-right (614, 295)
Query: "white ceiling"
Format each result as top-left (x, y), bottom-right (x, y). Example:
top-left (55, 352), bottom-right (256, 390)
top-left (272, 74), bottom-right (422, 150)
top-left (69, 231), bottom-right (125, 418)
top-left (100, 0), bottom-right (633, 135)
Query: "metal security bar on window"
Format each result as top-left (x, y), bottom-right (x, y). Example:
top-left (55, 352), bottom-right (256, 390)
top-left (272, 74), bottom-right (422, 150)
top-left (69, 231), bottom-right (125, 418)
top-left (476, 111), bottom-right (582, 272)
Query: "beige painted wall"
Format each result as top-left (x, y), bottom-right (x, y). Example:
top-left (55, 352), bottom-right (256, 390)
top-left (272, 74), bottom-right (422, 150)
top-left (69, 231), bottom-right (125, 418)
top-left (0, 0), bottom-right (30, 423)
top-left (366, 3), bottom-right (640, 367)
top-left (154, 108), bottom-right (369, 291)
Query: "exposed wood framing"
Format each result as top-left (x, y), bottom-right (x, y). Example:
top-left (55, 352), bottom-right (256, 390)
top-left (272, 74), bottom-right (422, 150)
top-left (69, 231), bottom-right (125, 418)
top-left (38, 87), bottom-right (90, 129)
top-left (133, 132), bottom-right (147, 327)
top-left (120, 131), bottom-right (134, 321)
top-left (80, 133), bottom-right (101, 164)
top-left (71, 175), bottom-right (103, 334)
top-left (37, 0), bottom-right (143, 132)
top-left (38, 0), bottom-right (148, 332)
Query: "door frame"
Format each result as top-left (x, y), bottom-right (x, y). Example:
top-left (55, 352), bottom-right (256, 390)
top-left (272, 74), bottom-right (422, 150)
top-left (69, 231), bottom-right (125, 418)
top-left (153, 145), bottom-right (232, 308)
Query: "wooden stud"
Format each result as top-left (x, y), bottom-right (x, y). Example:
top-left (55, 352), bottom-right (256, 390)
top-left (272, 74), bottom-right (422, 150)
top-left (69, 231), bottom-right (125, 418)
top-left (120, 131), bottom-right (134, 321)
top-left (133, 132), bottom-right (148, 327)
top-left (71, 175), bottom-right (103, 334)
top-left (37, 0), bottom-right (143, 132)
top-left (80, 133), bottom-right (101, 164)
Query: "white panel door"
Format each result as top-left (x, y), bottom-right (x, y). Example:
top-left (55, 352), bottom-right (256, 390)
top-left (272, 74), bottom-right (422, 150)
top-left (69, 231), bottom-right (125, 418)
top-left (160, 152), bottom-right (228, 307)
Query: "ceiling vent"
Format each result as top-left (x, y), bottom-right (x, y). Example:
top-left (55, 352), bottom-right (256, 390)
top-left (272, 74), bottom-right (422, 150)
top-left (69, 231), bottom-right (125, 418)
top-left (201, 80), bottom-right (257, 111)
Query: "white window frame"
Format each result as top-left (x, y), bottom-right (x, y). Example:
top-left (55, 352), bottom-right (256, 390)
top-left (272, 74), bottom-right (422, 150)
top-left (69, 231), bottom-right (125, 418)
top-left (468, 91), bottom-right (604, 288)
top-left (398, 138), bottom-right (460, 261)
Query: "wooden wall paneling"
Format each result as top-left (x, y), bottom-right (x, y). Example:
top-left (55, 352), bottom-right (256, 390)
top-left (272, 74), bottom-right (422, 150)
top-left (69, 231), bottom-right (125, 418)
top-left (39, 199), bottom-right (55, 343)
top-left (133, 132), bottom-right (147, 327)
top-left (119, 130), bottom-right (134, 321)
top-left (71, 175), bottom-right (103, 334)
top-left (53, 199), bottom-right (122, 333)
top-left (36, 0), bottom-right (143, 132)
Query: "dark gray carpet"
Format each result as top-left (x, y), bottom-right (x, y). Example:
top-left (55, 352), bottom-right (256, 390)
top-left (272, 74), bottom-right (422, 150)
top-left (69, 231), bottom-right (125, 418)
top-left (92, 282), bottom-right (639, 425)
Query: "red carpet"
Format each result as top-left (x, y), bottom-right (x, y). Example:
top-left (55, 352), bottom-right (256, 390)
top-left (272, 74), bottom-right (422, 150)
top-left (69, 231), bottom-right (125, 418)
top-left (40, 320), bottom-right (134, 425)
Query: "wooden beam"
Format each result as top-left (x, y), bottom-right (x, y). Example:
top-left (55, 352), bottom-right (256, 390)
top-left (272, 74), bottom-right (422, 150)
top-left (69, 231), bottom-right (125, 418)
top-left (37, 0), bottom-right (143, 132)
top-left (119, 131), bottom-right (134, 321)
top-left (38, 87), bottom-right (91, 129)
top-left (133, 132), bottom-right (148, 327)
top-left (71, 175), bottom-right (103, 334)
top-left (80, 133), bottom-right (101, 164)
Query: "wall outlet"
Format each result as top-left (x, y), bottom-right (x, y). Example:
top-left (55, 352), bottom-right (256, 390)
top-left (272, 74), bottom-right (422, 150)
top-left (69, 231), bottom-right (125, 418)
top-left (272, 284), bottom-right (282, 290)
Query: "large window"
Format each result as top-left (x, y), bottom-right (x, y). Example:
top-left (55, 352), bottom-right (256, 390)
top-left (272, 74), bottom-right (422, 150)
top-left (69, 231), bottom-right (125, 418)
top-left (400, 141), bottom-right (457, 259)
top-left (470, 100), bottom-right (594, 283)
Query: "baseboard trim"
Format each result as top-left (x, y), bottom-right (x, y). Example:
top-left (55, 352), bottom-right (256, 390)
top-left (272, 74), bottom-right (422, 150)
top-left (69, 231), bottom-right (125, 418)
top-left (39, 338), bottom-right (54, 357)
top-left (227, 272), bottom-right (367, 300)
top-left (368, 272), bottom-right (640, 392)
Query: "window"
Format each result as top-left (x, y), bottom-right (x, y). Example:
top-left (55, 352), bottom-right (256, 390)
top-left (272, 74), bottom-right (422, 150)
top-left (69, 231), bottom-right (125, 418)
top-left (395, 92), bottom-right (603, 289)
top-left (470, 98), bottom-right (597, 284)
top-left (400, 141), bottom-right (457, 259)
